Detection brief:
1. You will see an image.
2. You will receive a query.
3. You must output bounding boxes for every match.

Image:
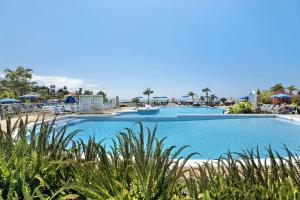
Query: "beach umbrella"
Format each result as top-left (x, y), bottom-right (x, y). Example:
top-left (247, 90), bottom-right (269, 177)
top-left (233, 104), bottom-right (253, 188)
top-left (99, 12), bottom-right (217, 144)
top-left (271, 93), bottom-right (291, 98)
top-left (240, 96), bottom-right (249, 100)
top-left (0, 98), bottom-right (21, 104)
top-left (65, 96), bottom-right (76, 104)
top-left (19, 93), bottom-right (40, 100)
top-left (135, 96), bottom-right (143, 99)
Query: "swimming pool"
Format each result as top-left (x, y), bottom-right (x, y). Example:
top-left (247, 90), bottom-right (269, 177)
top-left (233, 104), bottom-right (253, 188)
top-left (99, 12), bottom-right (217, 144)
top-left (115, 107), bottom-right (224, 118)
top-left (62, 111), bottom-right (300, 160)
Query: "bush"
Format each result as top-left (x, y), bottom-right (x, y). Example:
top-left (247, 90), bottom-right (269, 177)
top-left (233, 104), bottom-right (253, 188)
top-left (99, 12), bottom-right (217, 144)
top-left (2, 116), bottom-right (300, 199)
top-left (258, 90), bottom-right (272, 104)
top-left (292, 95), bottom-right (300, 107)
top-left (228, 101), bottom-right (255, 114)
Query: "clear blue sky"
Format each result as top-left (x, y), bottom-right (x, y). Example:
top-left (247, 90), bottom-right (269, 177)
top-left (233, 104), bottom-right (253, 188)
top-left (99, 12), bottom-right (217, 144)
top-left (0, 0), bottom-right (300, 99)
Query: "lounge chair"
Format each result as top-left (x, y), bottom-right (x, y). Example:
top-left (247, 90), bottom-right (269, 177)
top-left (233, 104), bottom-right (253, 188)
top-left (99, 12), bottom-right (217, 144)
top-left (70, 106), bottom-right (78, 113)
top-left (54, 107), bottom-right (67, 115)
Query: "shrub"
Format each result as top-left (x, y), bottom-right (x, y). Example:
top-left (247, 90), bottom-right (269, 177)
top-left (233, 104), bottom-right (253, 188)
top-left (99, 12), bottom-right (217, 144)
top-left (2, 116), bottom-right (300, 199)
top-left (185, 147), bottom-right (300, 200)
top-left (258, 90), bottom-right (272, 104)
top-left (228, 101), bottom-right (255, 114)
top-left (292, 95), bottom-right (300, 107)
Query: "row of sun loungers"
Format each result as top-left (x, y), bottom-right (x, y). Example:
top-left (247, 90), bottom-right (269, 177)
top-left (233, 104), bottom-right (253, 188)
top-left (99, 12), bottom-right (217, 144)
top-left (260, 104), bottom-right (297, 114)
top-left (53, 103), bottom-right (117, 115)
top-left (54, 106), bottom-right (79, 115)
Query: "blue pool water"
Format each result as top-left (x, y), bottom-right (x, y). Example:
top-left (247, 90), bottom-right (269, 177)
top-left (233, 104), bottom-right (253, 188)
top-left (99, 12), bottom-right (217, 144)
top-left (115, 107), bottom-right (224, 118)
top-left (65, 116), bottom-right (300, 159)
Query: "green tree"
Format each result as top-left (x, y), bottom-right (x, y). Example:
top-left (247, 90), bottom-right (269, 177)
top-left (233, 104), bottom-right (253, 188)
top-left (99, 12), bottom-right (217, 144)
top-left (76, 87), bottom-right (83, 95)
top-left (258, 90), bottom-right (272, 104)
top-left (187, 92), bottom-right (196, 102)
top-left (143, 88), bottom-right (154, 104)
top-left (132, 97), bottom-right (140, 105)
top-left (257, 89), bottom-right (261, 95)
top-left (83, 89), bottom-right (93, 95)
top-left (286, 85), bottom-right (297, 95)
top-left (210, 94), bottom-right (217, 101)
top-left (50, 84), bottom-right (56, 97)
top-left (57, 86), bottom-right (69, 99)
top-left (202, 87), bottom-right (211, 105)
top-left (31, 85), bottom-right (51, 101)
top-left (97, 91), bottom-right (108, 102)
top-left (270, 83), bottom-right (284, 93)
top-left (292, 95), bottom-right (300, 107)
top-left (4, 66), bottom-right (34, 97)
top-left (220, 97), bottom-right (227, 104)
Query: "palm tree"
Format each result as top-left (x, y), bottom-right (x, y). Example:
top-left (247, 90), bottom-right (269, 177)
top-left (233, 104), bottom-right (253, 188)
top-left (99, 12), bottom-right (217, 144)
top-left (202, 87), bottom-right (211, 105)
top-left (270, 83), bottom-right (284, 93)
top-left (286, 85), bottom-right (297, 96)
top-left (210, 94), bottom-right (217, 102)
top-left (187, 92), bottom-right (196, 102)
top-left (50, 85), bottom-right (56, 98)
top-left (143, 88), bottom-right (154, 104)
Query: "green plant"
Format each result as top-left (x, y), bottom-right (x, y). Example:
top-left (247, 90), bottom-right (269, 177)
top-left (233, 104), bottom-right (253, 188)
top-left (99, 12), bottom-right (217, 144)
top-left (257, 90), bottom-right (272, 104)
top-left (0, 116), bottom-right (81, 199)
top-left (187, 92), bottom-right (196, 102)
top-left (228, 101), bottom-right (255, 114)
top-left (143, 88), bottom-right (154, 104)
top-left (185, 147), bottom-right (300, 200)
top-left (74, 122), bottom-right (196, 199)
top-left (270, 83), bottom-right (285, 93)
top-left (202, 87), bottom-right (211, 105)
top-left (292, 95), bottom-right (300, 107)
top-left (2, 115), bottom-right (300, 199)
top-left (132, 97), bottom-right (140, 104)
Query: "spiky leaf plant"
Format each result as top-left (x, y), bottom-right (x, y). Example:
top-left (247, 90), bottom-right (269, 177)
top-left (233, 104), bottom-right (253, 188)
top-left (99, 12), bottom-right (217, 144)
top-left (0, 116), bottom-right (80, 199)
top-left (185, 146), bottom-right (300, 200)
top-left (74, 122), bottom-right (196, 199)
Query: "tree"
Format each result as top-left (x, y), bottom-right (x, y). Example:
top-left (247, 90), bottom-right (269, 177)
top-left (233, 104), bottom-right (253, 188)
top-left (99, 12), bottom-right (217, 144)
top-left (257, 90), bottom-right (272, 104)
top-left (4, 66), bottom-right (34, 97)
top-left (50, 85), bottom-right (56, 97)
top-left (187, 92), bottom-right (196, 102)
top-left (57, 86), bottom-right (69, 99)
top-left (32, 85), bottom-right (51, 101)
top-left (270, 83), bottom-right (284, 93)
top-left (210, 94), bottom-right (218, 102)
top-left (286, 85), bottom-right (297, 95)
top-left (256, 89), bottom-right (261, 95)
top-left (97, 91), bottom-right (108, 102)
top-left (200, 96), bottom-right (205, 102)
top-left (220, 97), bottom-right (227, 104)
top-left (202, 87), bottom-right (211, 105)
top-left (83, 89), bottom-right (93, 95)
top-left (143, 88), bottom-right (154, 104)
top-left (292, 95), bottom-right (300, 107)
top-left (132, 97), bottom-right (140, 105)
top-left (76, 88), bottom-right (83, 95)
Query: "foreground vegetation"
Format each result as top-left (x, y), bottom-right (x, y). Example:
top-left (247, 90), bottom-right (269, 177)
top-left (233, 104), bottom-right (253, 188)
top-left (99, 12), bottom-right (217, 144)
top-left (1, 117), bottom-right (300, 199)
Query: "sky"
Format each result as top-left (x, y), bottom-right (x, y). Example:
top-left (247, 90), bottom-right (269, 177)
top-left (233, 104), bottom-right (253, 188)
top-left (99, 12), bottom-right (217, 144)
top-left (0, 0), bottom-right (300, 99)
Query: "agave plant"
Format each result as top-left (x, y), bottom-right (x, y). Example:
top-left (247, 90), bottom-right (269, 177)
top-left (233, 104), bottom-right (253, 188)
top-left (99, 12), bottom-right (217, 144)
top-left (185, 146), bottom-right (300, 200)
top-left (0, 116), bottom-right (81, 199)
top-left (73, 122), bottom-right (196, 199)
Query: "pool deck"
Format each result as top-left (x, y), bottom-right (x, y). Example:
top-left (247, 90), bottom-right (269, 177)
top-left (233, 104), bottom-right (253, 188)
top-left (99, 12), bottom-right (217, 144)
top-left (2, 111), bottom-right (300, 133)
